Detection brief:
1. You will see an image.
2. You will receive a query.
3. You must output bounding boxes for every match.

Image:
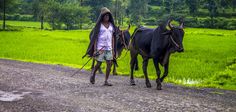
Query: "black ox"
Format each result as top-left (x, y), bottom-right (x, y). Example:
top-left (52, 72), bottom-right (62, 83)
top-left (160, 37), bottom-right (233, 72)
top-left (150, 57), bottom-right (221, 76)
top-left (129, 20), bottom-right (184, 90)
top-left (91, 25), bottom-right (132, 75)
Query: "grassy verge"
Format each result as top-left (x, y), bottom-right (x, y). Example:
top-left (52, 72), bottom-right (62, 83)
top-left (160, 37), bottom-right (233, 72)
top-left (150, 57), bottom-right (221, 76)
top-left (0, 21), bottom-right (236, 90)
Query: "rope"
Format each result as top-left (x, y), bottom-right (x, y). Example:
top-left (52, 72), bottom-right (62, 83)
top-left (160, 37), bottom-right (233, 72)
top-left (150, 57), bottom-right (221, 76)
top-left (169, 35), bottom-right (180, 48)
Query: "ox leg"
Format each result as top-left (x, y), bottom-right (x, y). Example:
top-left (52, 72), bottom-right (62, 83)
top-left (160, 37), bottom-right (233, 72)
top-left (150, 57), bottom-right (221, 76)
top-left (134, 56), bottom-right (139, 70)
top-left (153, 58), bottom-right (162, 90)
top-left (113, 63), bottom-right (118, 75)
top-left (160, 62), bottom-right (169, 82)
top-left (142, 56), bottom-right (151, 88)
top-left (130, 51), bottom-right (138, 86)
top-left (91, 59), bottom-right (95, 73)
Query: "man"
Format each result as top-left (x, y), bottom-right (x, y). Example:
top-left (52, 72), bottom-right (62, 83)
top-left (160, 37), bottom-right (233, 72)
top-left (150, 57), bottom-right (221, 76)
top-left (83, 7), bottom-right (117, 86)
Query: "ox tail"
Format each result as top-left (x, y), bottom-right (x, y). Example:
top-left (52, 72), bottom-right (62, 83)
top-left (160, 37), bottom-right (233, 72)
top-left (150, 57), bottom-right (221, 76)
top-left (134, 56), bottom-right (139, 71)
top-left (130, 27), bottom-right (140, 40)
top-left (128, 27), bottom-right (140, 49)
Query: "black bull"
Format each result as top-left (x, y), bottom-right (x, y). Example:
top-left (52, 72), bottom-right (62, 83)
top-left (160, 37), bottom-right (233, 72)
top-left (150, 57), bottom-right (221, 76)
top-left (129, 20), bottom-right (184, 90)
top-left (91, 26), bottom-right (135, 75)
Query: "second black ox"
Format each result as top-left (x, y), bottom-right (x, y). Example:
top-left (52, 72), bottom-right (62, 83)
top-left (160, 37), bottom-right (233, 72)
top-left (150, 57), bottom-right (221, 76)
top-left (129, 20), bottom-right (185, 90)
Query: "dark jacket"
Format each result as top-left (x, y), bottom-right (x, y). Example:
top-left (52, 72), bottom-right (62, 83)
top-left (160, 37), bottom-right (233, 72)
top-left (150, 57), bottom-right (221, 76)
top-left (83, 7), bottom-right (117, 59)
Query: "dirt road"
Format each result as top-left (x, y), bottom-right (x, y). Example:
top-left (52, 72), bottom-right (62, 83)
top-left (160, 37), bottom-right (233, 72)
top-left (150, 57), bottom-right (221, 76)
top-left (0, 59), bottom-right (235, 112)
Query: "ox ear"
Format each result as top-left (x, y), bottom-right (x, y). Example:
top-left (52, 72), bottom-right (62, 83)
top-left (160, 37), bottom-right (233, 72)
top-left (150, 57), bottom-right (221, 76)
top-left (116, 26), bottom-right (120, 32)
top-left (162, 30), bottom-right (171, 35)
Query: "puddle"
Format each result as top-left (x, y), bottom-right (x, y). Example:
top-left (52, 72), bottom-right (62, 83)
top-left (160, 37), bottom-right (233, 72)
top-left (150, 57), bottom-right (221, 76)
top-left (183, 79), bottom-right (200, 85)
top-left (173, 79), bottom-right (200, 85)
top-left (0, 90), bottom-right (31, 102)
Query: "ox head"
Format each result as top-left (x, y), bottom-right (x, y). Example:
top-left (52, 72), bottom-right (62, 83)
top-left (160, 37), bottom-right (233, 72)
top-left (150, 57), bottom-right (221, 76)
top-left (116, 25), bottom-right (131, 50)
top-left (163, 20), bottom-right (185, 52)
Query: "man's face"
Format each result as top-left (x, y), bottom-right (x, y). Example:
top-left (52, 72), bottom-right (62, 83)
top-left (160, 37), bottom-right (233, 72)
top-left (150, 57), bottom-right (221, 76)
top-left (103, 13), bottom-right (109, 22)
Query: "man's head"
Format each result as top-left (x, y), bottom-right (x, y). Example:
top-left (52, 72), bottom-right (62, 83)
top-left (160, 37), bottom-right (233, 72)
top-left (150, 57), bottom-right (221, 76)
top-left (100, 7), bottom-right (112, 23)
top-left (102, 13), bottom-right (110, 22)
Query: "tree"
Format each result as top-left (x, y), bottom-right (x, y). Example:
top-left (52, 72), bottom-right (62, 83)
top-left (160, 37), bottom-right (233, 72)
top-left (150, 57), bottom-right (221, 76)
top-left (233, 0), bottom-right (236, 12)
top-left (185, 0), bottom-right (198, 16)
top-left (0, 0), bottom-right (18, 30)
top-left (47, 0), bottom-right (90, 30)
top-left (113, 0), bottom-right (128, 25)
top-left (172, 0), bottom-right (185, 13)
top-left (205, 0), bottom-right (218, 27)
top-left (163, 0), bottom-right (173, 14)
top-left (32, 0), bottom-right (49, 29)
top-left (219, 0), bottom-right (228, 13)
top-left (47, 0), bottom-right (61, 30)
top-left (84, 0), bottom-right (112, 22)
top-left (76, 6), bottom-right (91, 29)
top-left (128, 0), bottom-right (148, 26)
top-left (18, 0), bottom-right (33, 15)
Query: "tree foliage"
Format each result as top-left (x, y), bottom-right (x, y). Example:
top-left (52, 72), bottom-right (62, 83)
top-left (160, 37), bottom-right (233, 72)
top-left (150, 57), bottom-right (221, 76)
top-left (0, 0), bottom-right (235, 30)
top-left (128, 0), bottom-right (148, 26)
top-left (185, 0), bottom-right (198, 16)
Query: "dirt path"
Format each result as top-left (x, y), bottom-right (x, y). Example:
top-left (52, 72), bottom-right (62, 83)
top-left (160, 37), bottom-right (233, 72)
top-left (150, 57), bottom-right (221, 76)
top-left (0, 59), bottom-right (235, 112)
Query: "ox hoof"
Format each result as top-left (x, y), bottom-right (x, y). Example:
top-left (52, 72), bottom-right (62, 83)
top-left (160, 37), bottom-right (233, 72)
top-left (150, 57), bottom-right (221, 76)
top-left (98, 70), bottom-right (104, 74)
top-left (146, 82), bottom-right (152, 88)
top-left (135, 66), bottom-right (139, 70)
top-left (156, 83), bottom-right (162, 90)
top-left (156, 79), bottom-right (162, 90)
top-left (130, 79), bottom-right (136, 86)
top-left (90, 76), bottom-right (95, 84)
top-left (156, 85), bottom-right (162, 90)
top-left (160, 78), bottom-right (164, 82)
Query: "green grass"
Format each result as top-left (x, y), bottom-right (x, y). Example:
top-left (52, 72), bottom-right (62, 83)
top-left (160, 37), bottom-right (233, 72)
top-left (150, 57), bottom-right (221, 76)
top-left (0, 21), bottom-right (236, 90)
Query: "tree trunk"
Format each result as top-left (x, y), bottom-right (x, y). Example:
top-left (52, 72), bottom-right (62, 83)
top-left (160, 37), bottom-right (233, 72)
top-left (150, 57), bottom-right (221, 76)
top-left (40, 15), bottom-right (44, 30)
top-left (121, 15), bottom-right (123, 26)
top-left (3, 0), bottom-right (6, 30)
top-left (80, 0), bottom-right (83, 6)
top-left (115, 0), bottom-right (118, 25)
top-left (80, 0), bottom-right (83, 29)
top-left (52, 18), bottom-right (55, 30)
top-left (66, 24), bottom-right (69, 30)
top-left (79, 21), bottom-right (82, 29)
top-left (211, 16), bottom-right (214, 28)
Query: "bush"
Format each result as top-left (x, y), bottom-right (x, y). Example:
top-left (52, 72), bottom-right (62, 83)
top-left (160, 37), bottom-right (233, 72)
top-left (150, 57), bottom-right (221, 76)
top-left (156, 13), bottom-right (187, 26)
top-left (0, 14), bottom-right (35, 21)
top-left (184, 17), bottom-right (236, 30)
top-left (185, 17), bottom-right (198, 27)
top-left (143, 17), bottom-right (157, 25)
top-left (227, 21), bottom-right (236, 30)
top-left (19, 15), bottom-right (34, 21)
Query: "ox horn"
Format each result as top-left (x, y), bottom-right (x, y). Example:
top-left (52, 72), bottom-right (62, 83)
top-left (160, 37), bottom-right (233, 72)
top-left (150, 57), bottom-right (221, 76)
top-left (166, 19), bottom-right (173, 30)
top-left (179, 22), bottom-right (184, 29)
top-left (168, 21), bottom-right (174, 29)
top-left (127, 24), bottom-right (131, 31)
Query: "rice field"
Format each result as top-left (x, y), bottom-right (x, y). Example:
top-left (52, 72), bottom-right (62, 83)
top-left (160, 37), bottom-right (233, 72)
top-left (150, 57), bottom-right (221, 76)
top-left (0, 20), bottom-right (236, 90)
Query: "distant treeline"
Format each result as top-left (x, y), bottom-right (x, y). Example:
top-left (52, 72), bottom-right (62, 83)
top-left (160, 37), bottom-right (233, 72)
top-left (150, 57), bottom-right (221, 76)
top-left (0, 0), bottom-right (236, 30)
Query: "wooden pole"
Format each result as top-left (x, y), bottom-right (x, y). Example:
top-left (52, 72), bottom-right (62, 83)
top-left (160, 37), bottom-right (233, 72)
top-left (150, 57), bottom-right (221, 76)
top-left (3, 0), bottom-right (6, 30)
